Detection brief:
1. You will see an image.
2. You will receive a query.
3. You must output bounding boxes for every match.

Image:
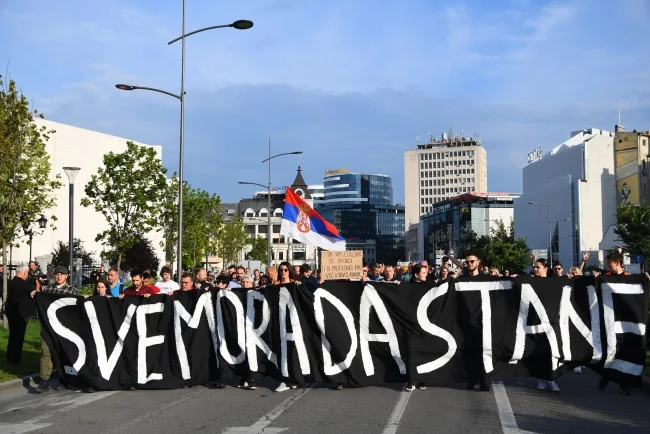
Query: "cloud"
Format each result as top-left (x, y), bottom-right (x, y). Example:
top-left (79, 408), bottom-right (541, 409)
top-left (2, 0), bottom-right (650, 205)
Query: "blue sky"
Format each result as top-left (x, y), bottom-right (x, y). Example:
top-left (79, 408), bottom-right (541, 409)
top-left (2, 0), bottom-right (650, 203)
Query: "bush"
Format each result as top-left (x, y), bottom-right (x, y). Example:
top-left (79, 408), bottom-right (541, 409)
top-left (78, 284), bottom-right (95, 297)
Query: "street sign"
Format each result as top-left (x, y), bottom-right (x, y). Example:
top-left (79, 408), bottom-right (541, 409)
top-left (633, 253), bottom-right (643, 264)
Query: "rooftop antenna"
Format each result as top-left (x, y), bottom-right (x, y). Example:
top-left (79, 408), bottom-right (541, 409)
top-left (416, 134), bottom-right (420, 146)
top-left (448, 125), bottom-right (453, 143)
top-left (618, 109), bottom-right (621, 127)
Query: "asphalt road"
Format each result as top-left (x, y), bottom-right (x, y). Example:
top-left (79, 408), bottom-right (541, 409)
top-left (0, 370), bottom-right (648, 434)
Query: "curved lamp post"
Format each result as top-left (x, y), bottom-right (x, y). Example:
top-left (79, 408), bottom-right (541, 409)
top-left (115, 9), bottom-right (253, 280)
top-left (239, 144), bottom-right (302, 268)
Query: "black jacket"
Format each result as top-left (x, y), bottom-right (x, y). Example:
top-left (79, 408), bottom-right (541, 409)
top-left (6, 277), bottom-right (36, 319)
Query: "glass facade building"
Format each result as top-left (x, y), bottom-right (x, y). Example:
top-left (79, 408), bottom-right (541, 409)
top-left (316, 170), bottom-right (405, 264)
top-left (420, 193), bottom-right (517, 262)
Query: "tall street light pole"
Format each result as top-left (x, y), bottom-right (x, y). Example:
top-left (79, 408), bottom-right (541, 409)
top-left (115, 14), bottom-right (253, 279)
top-left (63, 167), bottom-right (80, 284)
top-left (529, 193), bottom-right (552, 264)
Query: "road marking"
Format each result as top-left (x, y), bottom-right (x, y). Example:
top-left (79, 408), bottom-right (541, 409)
top-left (492, 381), bottom-right (537, 434)
top-left (381, 385), bottom-right (411, 434)
top-left (222, 384), bottom-right (313, 434)
top-left (103, 388), bottom-right (204, 433)
top-left (0, 423), bottom-right (52, 433)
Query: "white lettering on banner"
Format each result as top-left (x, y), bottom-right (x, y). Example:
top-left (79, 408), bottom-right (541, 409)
top-left (416, 282), bottom-right (457, 373)
top-left (136, 303), bottom-right (165, 384)
top-left (359, 284), bottom-right (405, 376)
top-left (601, 282), bottom-right (646, 375)
top-left (454, 280), bottom-right (512, 373)
top-left (559, 285), bottom-right (602, 363)
top-left (173, 292), bottom-right (219, 379)
top-left (314, 288), bottom-right (358, 376)
top-left (246, 290), bottom-right (278, 372)
top-left (278, 287), bottom-right (311, 376)
top-left (216, 289), bottom-right (247, 365)
top-left (47, 298), bottom-right (87, 373)
top-left (85, 301), bottom-right (137, 381)
top-left (510, 284), bottom-right (561, 369)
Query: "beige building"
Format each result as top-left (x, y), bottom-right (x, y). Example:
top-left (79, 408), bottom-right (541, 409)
top-left (613, 125), bottom-right (650, 206)
top-left (404, 133), bottom-right (488, 227)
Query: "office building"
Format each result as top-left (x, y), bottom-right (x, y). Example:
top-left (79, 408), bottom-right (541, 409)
top-left (613, 125), bottom-right (650, 206)
top-left (514, 128), bottom-right (616, 268)
top-left (404, 131), bottom-right (488, 227)
top-left (416, 192), bottom-right (518, 264)
top-left (316, 169), bottom-right (405, 264)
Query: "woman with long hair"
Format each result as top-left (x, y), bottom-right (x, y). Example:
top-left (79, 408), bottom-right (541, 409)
top-left (94, 278), bottom-right (112, 297)
top-left (275, 261), bottom-right (296, 285)
top-left (409, 264), bottom-right (428, 283)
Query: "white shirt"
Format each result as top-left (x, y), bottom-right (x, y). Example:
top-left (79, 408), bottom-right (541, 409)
top-left (156, 280), bottom-right (180, 294)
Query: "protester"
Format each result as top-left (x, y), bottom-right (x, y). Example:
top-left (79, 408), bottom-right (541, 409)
top-left (275, 262), bottom-right (296, 285)
top-left (119, 270), bottom-right (156, 297)
top-left (5, 264), bottom-right (36, 366)
top-left (94, 278), bottom-right (112, 297)
top-left (156, 266), bottom-right (180, 294)
top-left (142, 272), bottom-right (161, 293)
top-left (194, 267), bottom-right (212, 292)
top-left (34, 266), bottom-right (78, 394)
top-left (299, 263), bottom-right (320, 292)
top-left (107, 266), bottom-right (124, 297)
top-left (267, 266), bottom-right (278, 284)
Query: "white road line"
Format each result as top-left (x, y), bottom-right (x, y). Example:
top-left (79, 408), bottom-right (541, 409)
top-left (492, 381), bottom-right (537, 434)
top-left (27, 391), bottom-right (119, 424)
top-left (381, 386), bottom-right (412, 434)
top-left (222, 384), bottom-right (313, 434)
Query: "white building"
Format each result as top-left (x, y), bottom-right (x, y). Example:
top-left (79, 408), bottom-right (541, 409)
top-left (404, 131), bottom-right (488, 227)
top-left (15, 119), bottom-right (164, 269)
top-left (514, 128), bottom-right (616, 268)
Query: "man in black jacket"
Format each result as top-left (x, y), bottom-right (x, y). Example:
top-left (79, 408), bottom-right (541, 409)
top-left (5, 264), bottom-right (36, 366)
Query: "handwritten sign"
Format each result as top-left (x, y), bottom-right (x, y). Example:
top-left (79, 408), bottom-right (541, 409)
top-left (321, 250), bottom-right (363, 280)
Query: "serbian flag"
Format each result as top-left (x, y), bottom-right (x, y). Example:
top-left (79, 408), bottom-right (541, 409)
top-left (280, 187), bottom-right (346, 251)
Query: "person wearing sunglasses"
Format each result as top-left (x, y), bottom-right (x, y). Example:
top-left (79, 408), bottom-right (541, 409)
top-left (274, 261), bottom-right (296, 285)
top-left (551, 263), bottom-right (564, 277)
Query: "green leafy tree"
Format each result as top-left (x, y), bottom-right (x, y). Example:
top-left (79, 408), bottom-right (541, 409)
top-left (461, 218), bottom-right (530, 272)
top-left (182, 186), bottom-right (222, 268)
top-left (615, 204), bottom-right (650, 269)
top-left (50, 238), bottom-right (95, 266)
top-left (247, 236), bottom-right (268, 263)
top-left (0, 75), bottom-right (62, 326)
top-left (81, 141), bottom-right (167, 271)
top-left (216, 217), bottom-right (250, 267)
top-left (104, 234), bottom-right (160, 273)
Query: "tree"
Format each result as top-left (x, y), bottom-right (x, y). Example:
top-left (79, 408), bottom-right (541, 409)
top-left (81, 141), bottom-right (167, 271)
top-left (51, 239), bottom-right (95, 266)
top-left (247, 236), bottom-right (268, 263)
top-left (182, 185), bottom-right (222, 268)
top-left (104, 234), bottom-right (160, 273)
top-left (0, 75), bottom-right (62, 327)
top-left (216, 217), bottom-right (250, 267)
top-left (615, 204), bottom-right (650, 269)
top-left (461, 218), bottom-right (530, 272)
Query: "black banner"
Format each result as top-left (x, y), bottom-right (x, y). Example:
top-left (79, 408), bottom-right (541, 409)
top-left (35, 275), bottom-right (648, 390)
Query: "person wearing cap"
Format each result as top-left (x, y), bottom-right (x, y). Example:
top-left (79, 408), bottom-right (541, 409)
top-left (34, 265), bottom-right (78, 394)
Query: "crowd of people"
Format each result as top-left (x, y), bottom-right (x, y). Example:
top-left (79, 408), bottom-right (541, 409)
top-left (1, 249), bottom-right (640, 396)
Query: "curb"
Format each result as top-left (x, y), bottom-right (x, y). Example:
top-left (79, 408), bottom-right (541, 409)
top-left (0, 369), bottom-right (57, 392)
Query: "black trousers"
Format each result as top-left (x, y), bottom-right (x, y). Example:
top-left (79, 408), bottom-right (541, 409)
top-left (6, 315), bottom-right (28, 366)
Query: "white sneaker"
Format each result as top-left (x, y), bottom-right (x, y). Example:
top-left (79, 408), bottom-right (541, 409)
top-left (573, 366), bottom-right (582, 374)
top-left (274, 382), bottom-right (290, 392)
top-left (537, 380), bottom-right (547, 390)
top-left (549, 381), bottom-right (560, 392)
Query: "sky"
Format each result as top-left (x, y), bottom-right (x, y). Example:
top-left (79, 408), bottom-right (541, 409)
top-left (2, 0), bottom-right (650, 204)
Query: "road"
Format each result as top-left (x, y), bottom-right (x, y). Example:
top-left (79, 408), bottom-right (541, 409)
top-left (0, 370), bottom-right (648, 434)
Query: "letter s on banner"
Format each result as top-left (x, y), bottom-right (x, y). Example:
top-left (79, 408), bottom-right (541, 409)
top-left (416, 282), bottom-right (457, 374)
top-left (47, 298), bottom-right (87, 373)
top-left (359, 284), bottom-right (405, 376)
top-left (601, 282), bottom-right (646, 375)
top-left (136, 303), bottom-right (165, 384)
top-left (314, 288), bottom-right (358, 376)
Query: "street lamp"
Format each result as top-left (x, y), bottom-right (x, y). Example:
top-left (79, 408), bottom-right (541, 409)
top-left (22, 214), bottom-right (48, 262)
top-left (115, 9), bottom-right (253, 280)
top-left (63, 167), bottom-right (80, 284)
top-left (528, 193), bottom-right (552, 263)
top-left (239, 143), bottom-right (302, 269)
